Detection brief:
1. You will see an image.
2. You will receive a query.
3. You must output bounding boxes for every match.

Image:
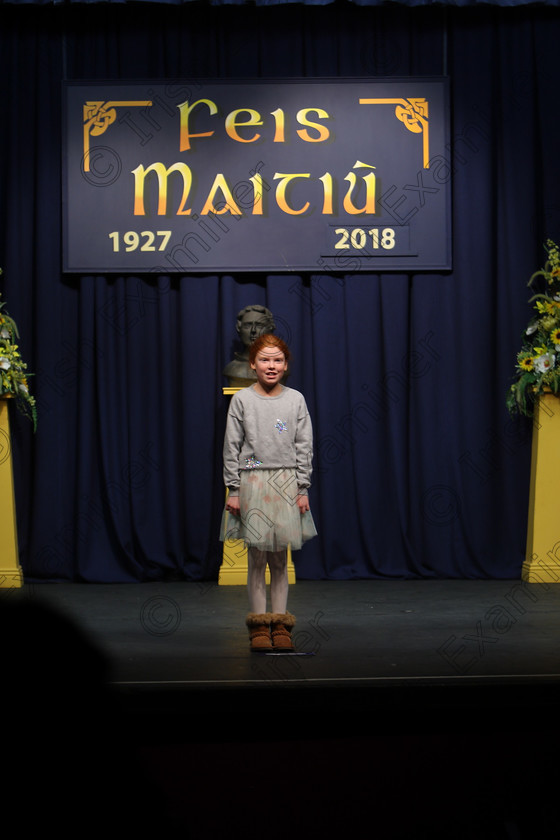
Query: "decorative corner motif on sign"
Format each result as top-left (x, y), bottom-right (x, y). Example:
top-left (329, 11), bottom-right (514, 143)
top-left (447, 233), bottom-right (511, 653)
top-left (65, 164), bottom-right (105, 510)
top-left (82, 100), bottom-right (152, 171)
top-left (359, 97), bottom-right (430, 169)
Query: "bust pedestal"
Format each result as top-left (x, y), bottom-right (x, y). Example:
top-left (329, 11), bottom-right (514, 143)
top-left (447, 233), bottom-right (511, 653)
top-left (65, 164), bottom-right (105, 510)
top-left (0, 399), bottom-right (23, 588)
top-left (219, 386), bottom-right (295, 586)
top-left (523, 392), bottom-right (560, 583)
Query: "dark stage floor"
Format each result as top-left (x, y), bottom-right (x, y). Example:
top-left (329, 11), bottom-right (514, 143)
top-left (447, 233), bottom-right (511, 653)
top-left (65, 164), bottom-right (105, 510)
top-left (5, 579), bottom-right (560, 838)
top-left (15, 578), bottom-right (560, 687)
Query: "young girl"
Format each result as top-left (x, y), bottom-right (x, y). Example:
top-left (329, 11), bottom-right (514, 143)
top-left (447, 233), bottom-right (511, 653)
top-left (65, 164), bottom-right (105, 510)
top-left (220, 334), bottom-right (317, 651)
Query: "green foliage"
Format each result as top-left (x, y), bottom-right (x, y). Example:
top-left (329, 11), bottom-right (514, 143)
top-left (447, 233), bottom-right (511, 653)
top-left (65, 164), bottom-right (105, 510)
top-left (507, 240), bottom-right (560, 417)
top-left (0, 273), bottom-right (37, 431)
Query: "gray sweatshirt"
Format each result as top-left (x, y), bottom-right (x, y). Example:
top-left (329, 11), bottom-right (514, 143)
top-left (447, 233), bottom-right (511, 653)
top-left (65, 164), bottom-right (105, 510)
top-left (223, 385), bottom-right (313, 496)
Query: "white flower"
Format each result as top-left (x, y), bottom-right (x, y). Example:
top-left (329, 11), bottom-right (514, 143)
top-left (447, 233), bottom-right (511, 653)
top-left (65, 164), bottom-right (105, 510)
top-left (0, 357), bottom-right (11, 370)
top-left (526, 322), bottom-right (538, 335)
top-left (534, 353), bottom-right (555, 374)
top-left (0, 328), bottom-right (10, 340)
top-left (18, 383), bottom-right (28, 395)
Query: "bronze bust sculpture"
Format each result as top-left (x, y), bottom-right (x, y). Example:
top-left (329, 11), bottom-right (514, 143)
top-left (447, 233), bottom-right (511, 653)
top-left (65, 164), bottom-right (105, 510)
top-left (223, 305), bottom-right (276, 387)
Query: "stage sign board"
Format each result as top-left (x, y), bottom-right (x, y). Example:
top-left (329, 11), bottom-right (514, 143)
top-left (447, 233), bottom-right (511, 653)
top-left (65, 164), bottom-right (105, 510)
top-left (62, 78), bottom-right (451, 273)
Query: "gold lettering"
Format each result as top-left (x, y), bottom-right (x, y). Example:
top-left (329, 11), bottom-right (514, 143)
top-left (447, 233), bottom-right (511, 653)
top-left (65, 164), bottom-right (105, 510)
top-left (200, 174), bottom-right (242, 215)
top-left (319, 172), bottom-right (334, 214)
top-left (343, 161), bottom-right (376, 215)
top-left (249, 173), bottom-right (264, 215)
top-left (273, 173), bottom-right (311, 215)
top-left (271, 108), bottom-right (285, 143)
top-left (225, 109), bottom-right (262, 143)
top-left (132, 162), bottom-right (192, 216)
top-left (296, 108), bottom-right (330, 143)
top-left (178, 98), bottom-right (218, 151)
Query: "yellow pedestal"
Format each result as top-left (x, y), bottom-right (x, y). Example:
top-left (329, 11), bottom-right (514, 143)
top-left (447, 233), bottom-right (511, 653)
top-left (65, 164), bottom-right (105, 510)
top-left (523, 392), bottom-right (560, 583)
top-left (0, 399), bottom-right (23, 588)
top-left (219, 384), bottom-right (296, 586)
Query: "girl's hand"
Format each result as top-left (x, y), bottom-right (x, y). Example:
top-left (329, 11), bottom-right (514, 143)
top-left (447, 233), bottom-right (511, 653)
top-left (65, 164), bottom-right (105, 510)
top-left (226, 495), bottom-right (241, 516)
top-left (296, 494), bottom-right (310, 514)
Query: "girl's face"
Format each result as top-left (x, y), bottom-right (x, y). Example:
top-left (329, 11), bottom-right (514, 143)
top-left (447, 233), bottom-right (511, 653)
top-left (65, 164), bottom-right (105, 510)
top-left (250, 345), bottom-right (288, 391)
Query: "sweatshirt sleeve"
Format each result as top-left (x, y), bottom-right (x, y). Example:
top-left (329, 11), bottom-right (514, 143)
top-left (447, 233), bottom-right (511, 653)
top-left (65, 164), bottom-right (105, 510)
top-left (295, 396), bottom-right (313, 494)
top-left (223, 398), bottom-right (244, 494)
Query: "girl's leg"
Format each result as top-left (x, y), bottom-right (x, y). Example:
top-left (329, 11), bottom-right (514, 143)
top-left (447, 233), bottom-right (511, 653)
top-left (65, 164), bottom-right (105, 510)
top-left (268, 549), bottom-right (295, 650)
top-left (247, 547), bottom-right (268, 613)
top-left (268, 549), bottom-right (289, 614)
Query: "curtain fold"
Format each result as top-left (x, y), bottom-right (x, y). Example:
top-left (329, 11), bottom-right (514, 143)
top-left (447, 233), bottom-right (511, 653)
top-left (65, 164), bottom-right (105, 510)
top-left (1, 1), bottom-right (558, 581)
top-left (3, 0), bottom-right (559, 8)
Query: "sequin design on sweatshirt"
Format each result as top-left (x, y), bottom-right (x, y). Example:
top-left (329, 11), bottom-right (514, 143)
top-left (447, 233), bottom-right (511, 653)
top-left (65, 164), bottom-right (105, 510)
top-left (275, 419), bottom-right (288, 433)
top-left (244, 455), bottom-right (262, 469)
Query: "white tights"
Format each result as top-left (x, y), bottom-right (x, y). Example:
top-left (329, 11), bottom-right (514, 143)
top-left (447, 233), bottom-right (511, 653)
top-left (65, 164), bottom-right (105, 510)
top-left (247, 547), bottom-right (289, 614)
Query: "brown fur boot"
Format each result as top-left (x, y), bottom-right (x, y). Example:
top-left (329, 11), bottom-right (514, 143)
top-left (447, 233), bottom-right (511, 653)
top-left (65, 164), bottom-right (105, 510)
top-left (246, 613), bottom-right (273, 651)
top-left (270, 612), bottom-right (296, 651)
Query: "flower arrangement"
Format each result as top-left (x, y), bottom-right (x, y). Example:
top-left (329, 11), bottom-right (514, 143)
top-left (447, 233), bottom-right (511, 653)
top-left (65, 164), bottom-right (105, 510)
top-left (0, 274), bottom-right (37, 431)
top-left (507, 239), bottom-right (560, 416)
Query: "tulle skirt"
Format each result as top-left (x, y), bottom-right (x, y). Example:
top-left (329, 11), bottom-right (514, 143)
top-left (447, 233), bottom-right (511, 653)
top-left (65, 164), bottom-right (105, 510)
top-left (220, 468), bottom-right (317, 552)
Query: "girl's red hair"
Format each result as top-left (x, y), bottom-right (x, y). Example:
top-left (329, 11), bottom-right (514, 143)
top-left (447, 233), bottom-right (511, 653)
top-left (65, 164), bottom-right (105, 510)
top-left (249, 333), bottom-right (291, 364)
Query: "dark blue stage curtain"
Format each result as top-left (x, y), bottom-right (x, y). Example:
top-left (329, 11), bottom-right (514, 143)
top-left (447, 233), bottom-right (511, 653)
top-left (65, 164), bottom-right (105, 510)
top-left (1, 1), bottom-right (559, 582)
top-left (3, 0), bottom-right (560, 6)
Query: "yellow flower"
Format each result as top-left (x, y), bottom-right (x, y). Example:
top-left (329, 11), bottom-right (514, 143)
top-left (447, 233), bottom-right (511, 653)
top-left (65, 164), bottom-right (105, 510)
top-left (536, 300), bottom-right (558, 315)
top-left (519, 356), bottom-right (534, 371)
top-left (551, 328), bottom-right (560, 345)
